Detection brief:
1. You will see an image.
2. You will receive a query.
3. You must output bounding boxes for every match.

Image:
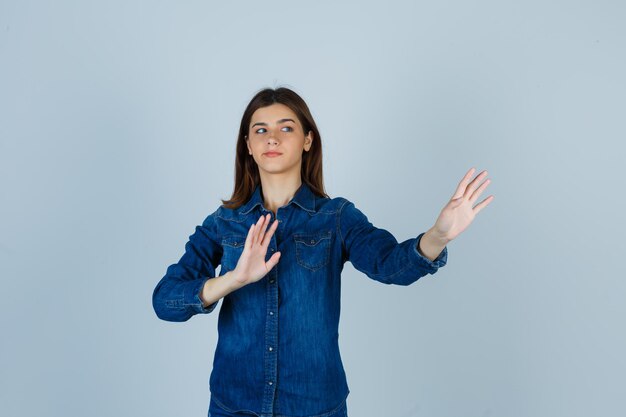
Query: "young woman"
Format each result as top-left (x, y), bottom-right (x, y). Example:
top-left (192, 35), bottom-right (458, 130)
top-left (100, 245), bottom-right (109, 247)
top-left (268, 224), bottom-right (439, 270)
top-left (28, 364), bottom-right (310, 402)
top-left (152, 87), bottom-right (494, 417)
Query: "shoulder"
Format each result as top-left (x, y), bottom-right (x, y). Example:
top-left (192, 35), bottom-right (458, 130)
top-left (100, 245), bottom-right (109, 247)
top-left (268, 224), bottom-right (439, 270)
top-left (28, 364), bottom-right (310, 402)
top-left (198, 205), bottom-right (246, 244)
top-left (314, 195), bottom-right (353, 214)
top-left (331, 196), bottom-right (371, 229)
top-left (204, 204), bottom-right (249, 224)
top-left (315, 195), bottom-right (368, 231)
top-left (199, 206), bottom-right (221, 228)
top-left (200, 205), bottom-right (244, 229)
top-left (325, 195), bottom-right (364, 216)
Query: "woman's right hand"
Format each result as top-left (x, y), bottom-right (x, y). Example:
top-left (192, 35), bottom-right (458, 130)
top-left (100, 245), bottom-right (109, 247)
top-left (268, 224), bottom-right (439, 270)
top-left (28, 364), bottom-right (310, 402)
top-left (231, 213), bottom-right (281, 287)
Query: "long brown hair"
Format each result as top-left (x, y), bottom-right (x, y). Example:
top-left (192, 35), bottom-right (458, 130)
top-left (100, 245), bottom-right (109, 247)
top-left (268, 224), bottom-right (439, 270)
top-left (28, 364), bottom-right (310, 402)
top-left (220, 87), bottom-right (329, 209)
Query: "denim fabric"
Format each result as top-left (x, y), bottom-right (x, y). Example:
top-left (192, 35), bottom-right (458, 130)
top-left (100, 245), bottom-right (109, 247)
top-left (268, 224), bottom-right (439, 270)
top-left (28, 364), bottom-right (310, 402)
top-left (208, 395), bottom-right (348, 417)
top-left (153, 182), bottom-right (448, 417)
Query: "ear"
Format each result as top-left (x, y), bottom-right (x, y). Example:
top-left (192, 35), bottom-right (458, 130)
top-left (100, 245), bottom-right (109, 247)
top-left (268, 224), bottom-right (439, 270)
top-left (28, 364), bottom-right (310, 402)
top-left (304, 131), bottom-right (314, 152)
top-left (245, 135), bottom-right (252, 154)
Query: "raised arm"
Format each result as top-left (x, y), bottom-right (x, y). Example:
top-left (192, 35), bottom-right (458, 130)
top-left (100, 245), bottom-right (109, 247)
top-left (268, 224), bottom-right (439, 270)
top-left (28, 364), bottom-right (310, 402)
top-left (152, 210), bottom-right (223, 322)
top-left (338, 199), bottom-right (448, 286)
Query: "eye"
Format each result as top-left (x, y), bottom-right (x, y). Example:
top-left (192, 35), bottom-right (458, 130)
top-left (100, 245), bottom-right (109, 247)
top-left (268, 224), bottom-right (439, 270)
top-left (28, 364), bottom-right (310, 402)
top-left (254, 126), bottom-right (294, 134)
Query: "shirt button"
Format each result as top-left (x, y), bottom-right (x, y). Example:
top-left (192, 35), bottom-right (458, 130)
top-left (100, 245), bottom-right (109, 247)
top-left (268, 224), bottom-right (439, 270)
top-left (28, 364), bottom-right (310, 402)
top-left (269, 347), bottom-right (273, 351)
top-left (268, 381), bottom-right (273, 386)
top-left (310, 239), bottom-right (315, 244)
top-left (269, 279), bottom-right (275, 284)
top-left (269, 311), bottom-right (274, 315)
top-left (271, 248), bottom-right (275, 252)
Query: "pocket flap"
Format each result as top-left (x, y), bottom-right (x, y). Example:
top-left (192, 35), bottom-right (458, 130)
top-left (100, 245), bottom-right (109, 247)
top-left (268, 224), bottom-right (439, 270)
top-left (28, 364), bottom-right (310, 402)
top-left (222, 235), bottom-right (246, 248)
top-left (293, 230), bottom-right (332, 246)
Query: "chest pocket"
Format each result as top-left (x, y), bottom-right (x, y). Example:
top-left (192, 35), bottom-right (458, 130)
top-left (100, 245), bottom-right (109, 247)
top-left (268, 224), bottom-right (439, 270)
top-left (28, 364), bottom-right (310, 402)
top-left (221, 235), bottom-right (246, 270)
top-left (293, 230), bottom-right (332, 271)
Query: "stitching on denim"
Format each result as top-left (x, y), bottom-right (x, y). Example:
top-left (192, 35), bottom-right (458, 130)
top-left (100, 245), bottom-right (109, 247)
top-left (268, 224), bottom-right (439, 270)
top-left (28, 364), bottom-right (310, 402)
top-left (221, 235), bottom-right (245, 269)
top-left (221, 234), bottom-right (246, 247)
top-left (216, 211), bottom-right (249, 223)
top-left (274, 396), bottom-right (347, 417)
top-left (164, 299), bottom-right (185, 309)
top-left (337, 198), bottom-right (349, 252)
top-left (212, 395), bottom-right (260, 416)
top-left (317, 207), bottom-right (340, 214)
top-left (211, 389), bottom-right (348, 417)
top-left (293, 230), bottom-right (332, 271)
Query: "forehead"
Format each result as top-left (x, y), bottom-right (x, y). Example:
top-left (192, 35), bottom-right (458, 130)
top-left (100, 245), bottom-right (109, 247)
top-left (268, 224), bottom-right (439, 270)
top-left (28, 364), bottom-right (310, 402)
top-left (250, 103), bottom-right (299, 125)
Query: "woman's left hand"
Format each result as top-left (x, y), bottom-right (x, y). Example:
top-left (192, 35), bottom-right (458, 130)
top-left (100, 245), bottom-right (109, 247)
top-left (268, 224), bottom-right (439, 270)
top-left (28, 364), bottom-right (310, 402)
top-left (431, 167), bottom-right (494, 243)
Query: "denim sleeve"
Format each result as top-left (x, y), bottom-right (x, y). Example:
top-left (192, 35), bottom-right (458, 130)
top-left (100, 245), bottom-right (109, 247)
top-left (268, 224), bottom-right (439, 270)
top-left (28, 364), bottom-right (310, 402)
top-left (338, 199), bottom-right (447, 286)
top-left (152, 210), bottom-right (223, 322)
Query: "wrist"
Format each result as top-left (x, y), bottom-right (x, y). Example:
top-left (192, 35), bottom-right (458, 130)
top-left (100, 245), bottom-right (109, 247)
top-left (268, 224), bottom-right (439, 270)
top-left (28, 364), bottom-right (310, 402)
top-left (225, 269), bottom-right (245, 291)
top-left (427, 225), bottom-right (450, 246)
top-left (417, 227), bottom-right (449, 262)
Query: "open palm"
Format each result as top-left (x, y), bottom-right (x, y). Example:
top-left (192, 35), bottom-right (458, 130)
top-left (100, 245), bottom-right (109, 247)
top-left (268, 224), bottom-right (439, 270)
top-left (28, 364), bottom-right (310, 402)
top-left (232, 213), bottom-right (281, 286)
top-left (432, 168), bottom-right (494, 242)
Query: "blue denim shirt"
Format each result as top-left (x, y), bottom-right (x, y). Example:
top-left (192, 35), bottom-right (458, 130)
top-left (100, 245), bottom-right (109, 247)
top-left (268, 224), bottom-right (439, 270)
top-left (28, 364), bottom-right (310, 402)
top-left (152, 182), bottom-right (448, 417)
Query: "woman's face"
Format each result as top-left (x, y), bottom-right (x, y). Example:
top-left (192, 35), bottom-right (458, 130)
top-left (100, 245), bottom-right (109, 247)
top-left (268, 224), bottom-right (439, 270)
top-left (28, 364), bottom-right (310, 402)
top-left (246, 103), bottom-right (313, 178)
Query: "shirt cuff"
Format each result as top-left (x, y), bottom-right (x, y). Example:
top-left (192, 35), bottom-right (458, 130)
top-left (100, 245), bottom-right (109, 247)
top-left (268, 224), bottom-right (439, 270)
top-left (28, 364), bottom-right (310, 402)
top-left (410, 232), bottom-right (448, 273)
top-left (186, 277), bottom-right (218, 314)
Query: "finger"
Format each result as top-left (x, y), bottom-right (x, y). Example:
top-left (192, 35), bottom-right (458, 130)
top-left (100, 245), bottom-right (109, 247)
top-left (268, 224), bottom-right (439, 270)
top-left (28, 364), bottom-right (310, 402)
top-left (473, 195), bottom-right (494, 214)
top-left (245, 222), bottom-right (255, 250)
top-left (257, 213), bottom-right (271, 244)
top-left (465, 170), bottom-right (488, 198)
top-left (253, 214), bottom-right (267, 245)
top-left (261, 218), bottom-right (279, 247)
top-left (250, 217), bottom-right (258, 246)
top-left (469, 178), bottom-right (491, 203)
top-left (451, 167), bottom-right (475, 200)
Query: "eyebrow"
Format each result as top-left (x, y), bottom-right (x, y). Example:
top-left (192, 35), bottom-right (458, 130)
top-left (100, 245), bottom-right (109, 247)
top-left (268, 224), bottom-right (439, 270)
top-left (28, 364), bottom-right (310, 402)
top-left (251, 118), bottom-right (296, 128)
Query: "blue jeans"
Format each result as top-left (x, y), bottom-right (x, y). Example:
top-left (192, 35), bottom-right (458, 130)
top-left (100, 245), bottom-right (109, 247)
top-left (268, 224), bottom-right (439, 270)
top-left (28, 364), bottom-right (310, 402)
top-left (208, 396), bottom-right (348, 417)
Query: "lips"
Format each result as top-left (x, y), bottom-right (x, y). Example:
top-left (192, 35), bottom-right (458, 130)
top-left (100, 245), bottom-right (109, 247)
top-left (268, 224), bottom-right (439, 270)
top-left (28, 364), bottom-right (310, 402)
top-left (264, 152), bottom-right (283, 157)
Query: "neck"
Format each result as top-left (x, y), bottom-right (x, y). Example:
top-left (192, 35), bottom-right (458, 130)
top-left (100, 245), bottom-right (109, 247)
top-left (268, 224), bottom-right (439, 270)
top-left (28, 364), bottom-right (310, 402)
top-left (259, 174), bottom-right (302, 215)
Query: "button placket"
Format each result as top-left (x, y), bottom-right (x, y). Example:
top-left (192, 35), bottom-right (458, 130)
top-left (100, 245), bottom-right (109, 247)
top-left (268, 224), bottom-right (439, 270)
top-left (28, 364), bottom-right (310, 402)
top-left (260, 209), bottom-right (280, 413)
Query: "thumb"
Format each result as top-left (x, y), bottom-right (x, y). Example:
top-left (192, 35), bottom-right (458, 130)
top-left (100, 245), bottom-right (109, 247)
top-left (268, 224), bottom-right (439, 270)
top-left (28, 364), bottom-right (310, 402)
top-left (265, 251), bottom-right (281, 271)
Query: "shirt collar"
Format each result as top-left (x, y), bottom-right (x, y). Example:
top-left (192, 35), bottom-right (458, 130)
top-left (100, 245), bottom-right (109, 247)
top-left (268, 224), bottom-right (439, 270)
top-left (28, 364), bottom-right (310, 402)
top-left (239, 182), bottom-right (316, 215)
